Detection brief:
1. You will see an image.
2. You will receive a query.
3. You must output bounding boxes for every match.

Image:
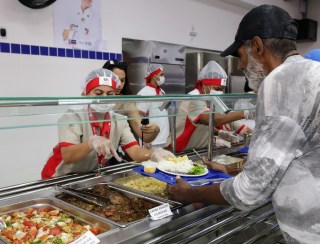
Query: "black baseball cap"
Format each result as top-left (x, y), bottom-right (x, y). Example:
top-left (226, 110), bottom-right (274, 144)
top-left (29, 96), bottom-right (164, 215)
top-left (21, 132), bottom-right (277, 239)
top-left (221, 5), bottom-right (297, 57)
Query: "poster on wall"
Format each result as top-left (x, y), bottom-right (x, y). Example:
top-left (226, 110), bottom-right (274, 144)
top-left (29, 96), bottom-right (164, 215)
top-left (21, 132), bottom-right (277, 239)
top-left (53, 0), bottom-right (102, 51)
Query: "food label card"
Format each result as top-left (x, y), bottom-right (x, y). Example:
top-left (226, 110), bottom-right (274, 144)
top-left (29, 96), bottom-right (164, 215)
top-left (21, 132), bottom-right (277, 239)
top-left (149, 203), bottom-right (173, 220)
top-left (70, 231), bottom-right (100, 244)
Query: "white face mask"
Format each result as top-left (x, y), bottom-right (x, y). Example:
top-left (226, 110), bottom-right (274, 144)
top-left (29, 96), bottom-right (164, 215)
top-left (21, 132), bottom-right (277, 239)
top-left (157, 76), bottom-right (165, 86)
top-left (209, 90), bottom-right (224, 95)
top-left (90, 103), bottom-right (115, 113)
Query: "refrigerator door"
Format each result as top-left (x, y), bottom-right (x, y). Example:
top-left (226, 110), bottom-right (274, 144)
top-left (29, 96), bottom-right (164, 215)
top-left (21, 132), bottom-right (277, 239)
top-left (123, 39), bottom-right (186, 95)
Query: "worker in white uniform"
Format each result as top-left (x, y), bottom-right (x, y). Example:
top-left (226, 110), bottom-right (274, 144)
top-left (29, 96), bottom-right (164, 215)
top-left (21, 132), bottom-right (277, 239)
top-left (42, 68), bottom-right (174, 179)
top-left (166, 60), bottom-right (252, 153)
top-left (62, 0), bottom-right (101, 50)
top-left (136, 64), bottom-right (170, 149)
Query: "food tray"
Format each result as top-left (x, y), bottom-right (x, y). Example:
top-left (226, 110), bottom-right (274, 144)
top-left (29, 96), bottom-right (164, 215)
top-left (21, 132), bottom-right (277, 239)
top-left (112, 174), bottom-right (168, 198)
top-left (0, 198), bottom-right (116, 243)
top-left (55, 183), bottom-right (170, 228)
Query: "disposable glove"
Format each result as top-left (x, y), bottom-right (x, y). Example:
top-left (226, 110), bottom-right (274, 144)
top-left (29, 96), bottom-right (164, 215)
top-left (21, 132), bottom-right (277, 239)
top-left (88, 135), bottom-right (122, 162)
top-left (244, 110), bottom-right (255, 120)
top-left (214, 136), bottom-right (231, 148)
top-left (218, 130), bottom-right (241, 143)
top-left (151, 149), bottom-right (175, 162)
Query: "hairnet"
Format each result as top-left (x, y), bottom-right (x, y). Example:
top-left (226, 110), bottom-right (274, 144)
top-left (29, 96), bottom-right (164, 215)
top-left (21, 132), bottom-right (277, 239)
top-left (145, 64), bottom-right (164, 83)
top-left (82, 68), bottom-right (121, 95)
top-left (195, 61), bottom-right (227, 88)
top-left (304, 49), bottom-right (320, 62)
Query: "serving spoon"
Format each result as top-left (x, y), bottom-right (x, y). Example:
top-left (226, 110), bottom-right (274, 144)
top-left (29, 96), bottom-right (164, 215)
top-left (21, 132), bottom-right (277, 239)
top-left (0, 217), bottom-right (6, 230)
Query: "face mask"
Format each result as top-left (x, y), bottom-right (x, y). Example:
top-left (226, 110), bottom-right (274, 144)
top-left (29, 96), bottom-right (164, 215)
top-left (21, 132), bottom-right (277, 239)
top-left (209, 90), bottom-right (224, 95)
top-left (157, 76), bottom-right (165, 86)
top-left (90, 103), bottom-right (115, 113)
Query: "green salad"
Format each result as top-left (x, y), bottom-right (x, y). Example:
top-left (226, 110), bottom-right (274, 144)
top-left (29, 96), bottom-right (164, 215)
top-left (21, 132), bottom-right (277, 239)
top-left (188, 165), bottom-right (206, 175)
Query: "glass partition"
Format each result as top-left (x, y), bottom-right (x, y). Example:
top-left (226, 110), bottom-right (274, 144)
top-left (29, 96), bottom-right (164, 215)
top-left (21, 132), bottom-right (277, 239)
top-left (0, 94), bottom-right (257, 188)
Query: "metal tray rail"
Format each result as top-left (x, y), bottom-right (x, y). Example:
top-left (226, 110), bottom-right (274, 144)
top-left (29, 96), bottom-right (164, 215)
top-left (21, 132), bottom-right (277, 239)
top-left (54, 183), bottom-right (170, 228)
top-left (0, 197), bottom-right (118, 243)
top-left (0, 163), bottom-right (137, 199)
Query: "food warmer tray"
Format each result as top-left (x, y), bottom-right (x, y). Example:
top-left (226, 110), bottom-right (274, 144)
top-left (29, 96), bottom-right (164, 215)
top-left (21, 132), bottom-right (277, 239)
top-left (55, 179), bottom-right (178, 228)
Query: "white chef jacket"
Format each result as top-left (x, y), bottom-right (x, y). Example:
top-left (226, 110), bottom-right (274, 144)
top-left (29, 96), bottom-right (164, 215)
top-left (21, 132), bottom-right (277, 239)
top-left (42, 107), bottom-right (138, 178)
top-left (65, 5), bottom-right (101, 50)
top-left (136, 85), bottom-right (170, 149)
top-left (166, 88), bottom-right (248, 152)
top-left (221, 55), bottom-right (320, 243)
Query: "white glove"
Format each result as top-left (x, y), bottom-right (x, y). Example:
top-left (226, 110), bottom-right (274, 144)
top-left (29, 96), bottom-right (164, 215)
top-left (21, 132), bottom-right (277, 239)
top-left (151, 149), bottom-right (175, 162)
top-left (214, 136), bottom-right (231, 148)
top-left (88, 135), bottom-right (122, 162)
top-left (244, 110), bottom-right (255, 120)
top-left (218, 130), bottom-right (241, 143)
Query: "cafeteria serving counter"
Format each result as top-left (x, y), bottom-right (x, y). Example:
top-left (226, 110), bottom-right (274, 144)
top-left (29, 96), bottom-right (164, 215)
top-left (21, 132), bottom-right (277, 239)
top-left (0, 158), bottom-right (284, 244)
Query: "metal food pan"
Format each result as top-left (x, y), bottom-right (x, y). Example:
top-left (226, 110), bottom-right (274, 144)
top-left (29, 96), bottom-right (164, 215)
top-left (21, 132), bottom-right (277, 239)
top-left (55, 183), bottom-right (171, 228)
top-left (110, 175), bottom-right (182, 207)
top-left (0, 197), bottom-right (117, 243)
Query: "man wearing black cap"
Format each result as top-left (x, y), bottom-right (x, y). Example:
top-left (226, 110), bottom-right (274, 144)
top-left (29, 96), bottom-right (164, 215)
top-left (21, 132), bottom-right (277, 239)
top-left (168, 4), bottom-right (320, 243)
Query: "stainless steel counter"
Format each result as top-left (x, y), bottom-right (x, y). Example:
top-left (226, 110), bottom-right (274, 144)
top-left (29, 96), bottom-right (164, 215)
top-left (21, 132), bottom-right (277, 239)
top-left (0, 161), bottom-right (284, 244)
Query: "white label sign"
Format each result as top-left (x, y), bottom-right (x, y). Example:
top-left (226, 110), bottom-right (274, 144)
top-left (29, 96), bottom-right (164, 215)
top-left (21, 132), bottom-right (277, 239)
top-left (149, 203), bottom-right (173, 220)
top-left (70, 231), bottom-right (100, 244)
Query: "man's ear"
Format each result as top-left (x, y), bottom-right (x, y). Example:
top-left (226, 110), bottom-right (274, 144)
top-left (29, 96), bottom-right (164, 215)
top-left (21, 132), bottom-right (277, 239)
top-left (251, 36), bottom-right (264, 58)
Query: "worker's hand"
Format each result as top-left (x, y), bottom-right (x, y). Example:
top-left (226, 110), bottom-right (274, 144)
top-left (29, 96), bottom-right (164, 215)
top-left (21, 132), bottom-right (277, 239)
top-left (88, 135), bottom-right (122, 161)
top-left (218, 130), bottom-right (241, 143)
top-left (141, 123), bottom-right (160, 135)
top-left (244, 110), bottom-right (255, 120)
top-left (214, 136), bottom-right (231, 148)
top-left (167, 176), bottom-right (192, 204)
top-left (151, 149), bottom-right (175, 162)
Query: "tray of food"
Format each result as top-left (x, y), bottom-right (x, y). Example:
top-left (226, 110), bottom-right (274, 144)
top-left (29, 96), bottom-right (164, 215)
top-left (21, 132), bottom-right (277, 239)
top-left (211, 154), bottom-right (245, 176)
top-left (0, 198), bottom-right (115, 243)
top-left (55, 183), bottom-right (169, 228)
top-left (112, 174), bottom-right (168, 198)
top-left (157, 155), bottom-right (208, 177)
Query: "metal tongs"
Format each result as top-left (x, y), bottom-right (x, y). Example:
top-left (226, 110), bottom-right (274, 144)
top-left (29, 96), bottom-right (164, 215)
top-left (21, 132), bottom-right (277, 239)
top-left (58, 187), bottom-right (110, 207)
top-left (0, 217), bottom-right (6, 230)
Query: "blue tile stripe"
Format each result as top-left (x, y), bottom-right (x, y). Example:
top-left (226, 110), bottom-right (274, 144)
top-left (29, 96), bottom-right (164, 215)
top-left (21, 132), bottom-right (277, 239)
top-left (0, 42), bottom-right (122, 61)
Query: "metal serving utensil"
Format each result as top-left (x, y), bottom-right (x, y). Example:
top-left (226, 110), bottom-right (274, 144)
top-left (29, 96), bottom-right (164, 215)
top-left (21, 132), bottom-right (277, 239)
top-left (0, 217), bottom-right (6, 230)
top-left (189, 178), bottom-right (226, 187)
top-left (58, 187), bottom-right (110, 207)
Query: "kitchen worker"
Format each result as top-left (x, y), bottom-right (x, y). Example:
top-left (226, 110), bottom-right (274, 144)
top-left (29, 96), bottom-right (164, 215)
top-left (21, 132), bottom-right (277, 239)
top-left (168, 5), bottom-right (320, 243)
top-left (41, 68), bottom-right (174, 179)
top-left (62, 0), bottom-right (101, 50)
top-left (166, 60), bottom-right (253, 153)
top-left (304, 49), bottom-right (320, 62)
top-left (136, 64), bottom-right (170, 149)
top-left (103, 60), bottom-right (160, 145)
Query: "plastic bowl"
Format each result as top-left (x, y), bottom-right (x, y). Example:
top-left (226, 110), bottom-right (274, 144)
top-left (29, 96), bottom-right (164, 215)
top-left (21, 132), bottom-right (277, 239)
top-left (141, 161), bottom-right (158, 174)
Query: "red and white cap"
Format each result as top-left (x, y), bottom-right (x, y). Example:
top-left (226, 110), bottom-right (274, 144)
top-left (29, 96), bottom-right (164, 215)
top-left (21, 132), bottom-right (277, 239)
top-left (145, 64), bottom-right (164, 83)
top-left (82, 68), bottom-right (121, 95)
top-left (195, 61), bottom-right (228, 89)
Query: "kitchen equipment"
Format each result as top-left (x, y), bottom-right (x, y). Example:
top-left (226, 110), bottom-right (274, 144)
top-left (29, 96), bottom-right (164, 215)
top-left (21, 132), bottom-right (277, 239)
top-left (123, 39), bottom-right (186, 95)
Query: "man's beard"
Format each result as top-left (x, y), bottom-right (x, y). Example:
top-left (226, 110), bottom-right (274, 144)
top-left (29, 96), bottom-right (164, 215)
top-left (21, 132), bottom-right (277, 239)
top-left (243, 50), bottom-right (266, 90)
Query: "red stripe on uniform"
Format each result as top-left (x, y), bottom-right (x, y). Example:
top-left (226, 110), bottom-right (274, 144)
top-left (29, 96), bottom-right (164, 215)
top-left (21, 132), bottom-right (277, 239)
top-left (236, 124), bottom-right (246, 134)
top-left (121, 141), bottom-right (139, 150)
top-left (168, 113), bottom-right (208, 153)
top-left (41, 142), bottom-right (74, 179)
